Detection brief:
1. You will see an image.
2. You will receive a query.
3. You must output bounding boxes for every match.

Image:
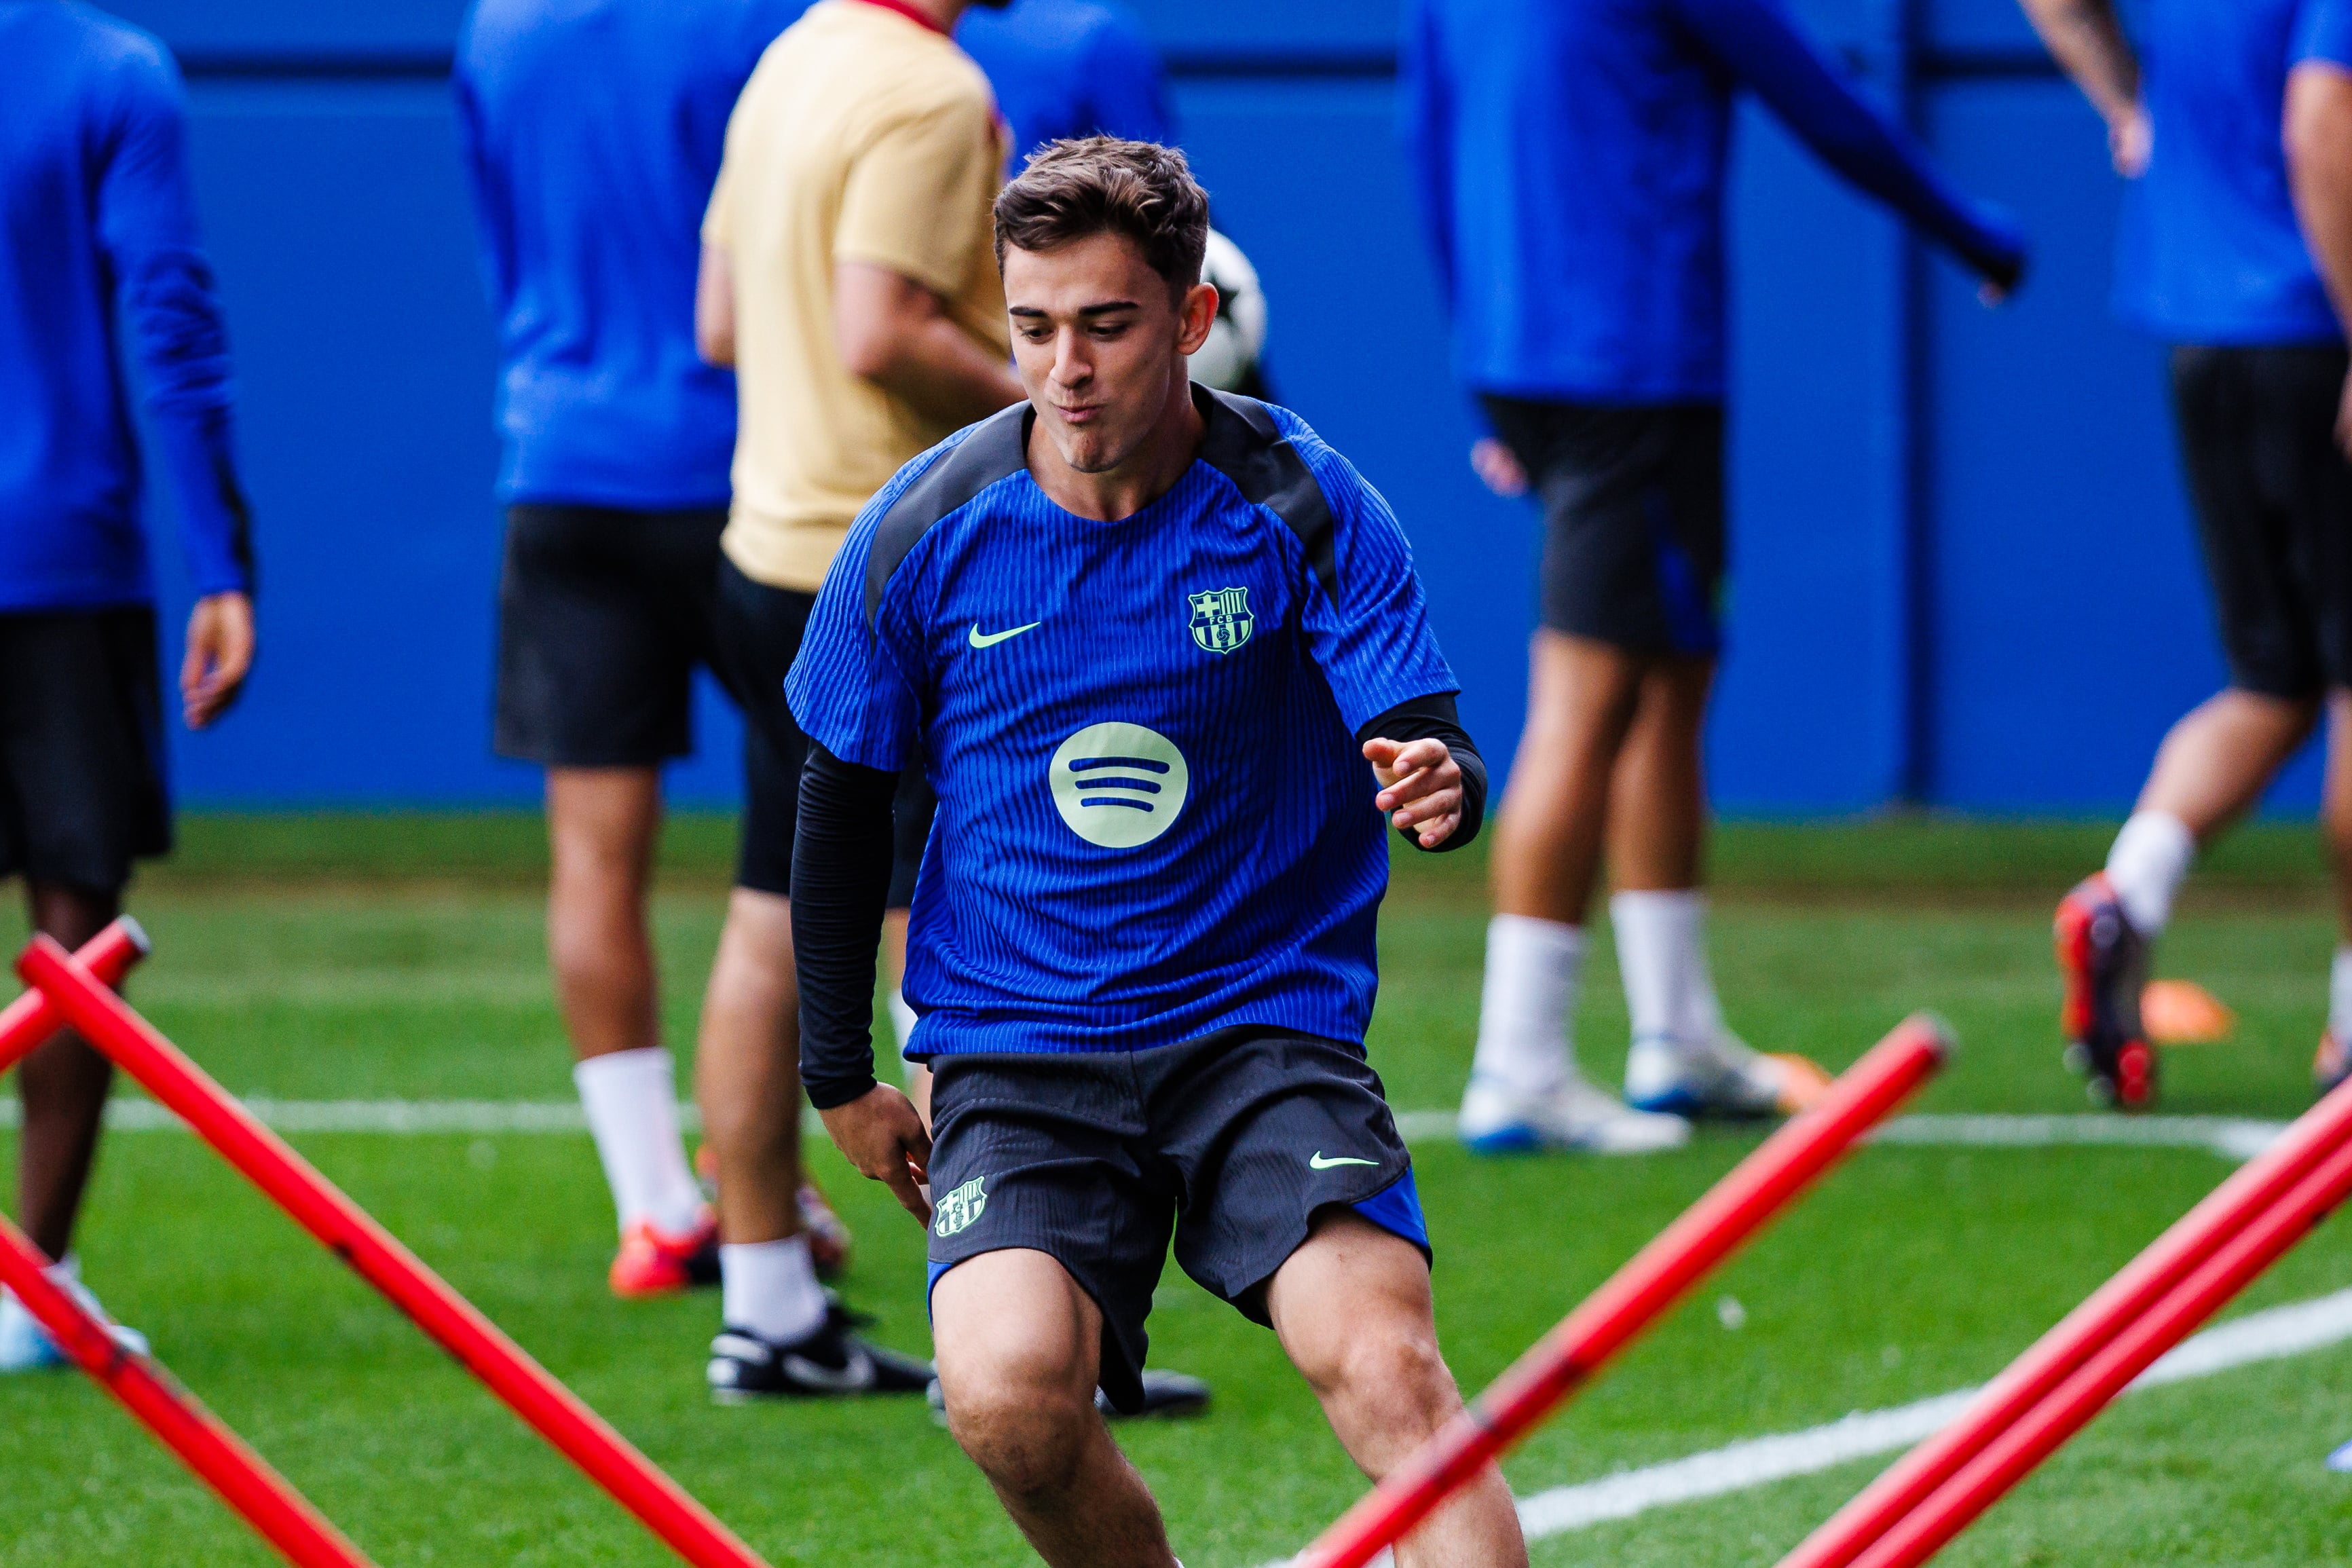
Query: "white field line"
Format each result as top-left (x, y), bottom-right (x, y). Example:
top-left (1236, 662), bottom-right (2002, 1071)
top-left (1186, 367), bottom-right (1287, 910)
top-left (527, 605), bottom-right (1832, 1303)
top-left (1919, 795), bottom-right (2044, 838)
top-left (0, 1101), bottom-right (2290, 1161)
top-left (1256, 1288), bottom-right (2352, 1568)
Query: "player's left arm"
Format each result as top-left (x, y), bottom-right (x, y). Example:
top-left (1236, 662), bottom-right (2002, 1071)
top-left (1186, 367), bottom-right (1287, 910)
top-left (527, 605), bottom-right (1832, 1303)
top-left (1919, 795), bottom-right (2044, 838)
top-left (2287, 49), bottom-right (2352, 457)
top-left (1295, 439), bottom-right (1489, 851)
top-left (1669, 0), bottom-right (2027, 299)
top-left (100, 44), bottom-right (255, 728)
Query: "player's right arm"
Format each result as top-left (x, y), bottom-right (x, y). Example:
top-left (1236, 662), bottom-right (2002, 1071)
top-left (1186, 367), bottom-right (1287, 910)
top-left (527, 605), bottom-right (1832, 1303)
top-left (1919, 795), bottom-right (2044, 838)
top-left (2288, 51), bottom-right (2352, 456)
top-left (1668, 0), bottom-right (2026, 296)
top-left (784, 512), bottom-right (935, 1223)
top-left (2016, 0), bottom-right (2147, 175)
top-left (99, 39), bottom-right (256, 728)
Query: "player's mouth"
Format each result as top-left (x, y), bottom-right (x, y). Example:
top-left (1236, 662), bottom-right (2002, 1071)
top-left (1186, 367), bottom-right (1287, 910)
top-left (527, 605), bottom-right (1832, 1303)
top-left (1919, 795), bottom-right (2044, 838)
top-left (1052, 402), bottom-right (1104, 425)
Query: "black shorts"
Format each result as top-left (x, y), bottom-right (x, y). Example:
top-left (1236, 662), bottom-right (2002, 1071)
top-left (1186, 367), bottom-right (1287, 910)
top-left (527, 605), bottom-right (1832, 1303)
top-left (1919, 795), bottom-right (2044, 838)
top-left (493, 503), bottom-right (727, 766)
top-left (924, 1029), bottom-right (1429, 1413)
top-left (1482, 394), bottom-right (1725, 656)
top-left (2171, 345), bottom-right (2352, 698)
top-left (711, 558), bottom-right (815, 897)
top-left (0, 608), bottom-right (170, 894)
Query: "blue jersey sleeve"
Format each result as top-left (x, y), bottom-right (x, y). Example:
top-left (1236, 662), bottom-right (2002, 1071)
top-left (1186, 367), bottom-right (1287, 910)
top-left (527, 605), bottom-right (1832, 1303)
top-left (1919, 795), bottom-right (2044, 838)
top-left (1666, 0), bottom-right (2025, 289)
top-left (449, 48), bottom-right (517, 326)
top-left (100, 41), bottom-right (254, 598)
top-left (2296, 0), bottom-right (2352, 68)
top-left (785, 514), bottom-right (924, 772)
top-left (1083, 7), bottom-right (1174, 145)
top-left (1290, 436), bottom-right (1459, 734)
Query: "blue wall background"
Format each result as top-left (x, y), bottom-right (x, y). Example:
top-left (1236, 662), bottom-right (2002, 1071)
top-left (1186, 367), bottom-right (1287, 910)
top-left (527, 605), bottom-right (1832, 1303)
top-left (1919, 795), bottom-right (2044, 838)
top-left (114, 0), bottom-right (2321, 813)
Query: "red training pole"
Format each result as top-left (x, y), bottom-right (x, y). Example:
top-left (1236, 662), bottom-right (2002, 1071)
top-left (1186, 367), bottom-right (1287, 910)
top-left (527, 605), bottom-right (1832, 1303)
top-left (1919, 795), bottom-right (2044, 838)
top-left (1779, 1071), bottom-right (2352, 1568)
top-left (16, 936), bottom-right (771, 1568)
top-left (1292, 1013), bottom-right (1956, 1568)
top-left (0, 1212), bottom-right (374, 1568)
top-left (1837, 1132), bottom-right (2352, 1568)
top-left (0, 918), bottom-right (147, 1075)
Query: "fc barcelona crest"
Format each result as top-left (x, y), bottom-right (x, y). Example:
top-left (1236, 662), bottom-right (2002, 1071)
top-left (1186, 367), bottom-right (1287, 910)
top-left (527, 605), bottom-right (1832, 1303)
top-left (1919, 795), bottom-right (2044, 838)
top-left (1187, 586), bottom-right (1254, 656)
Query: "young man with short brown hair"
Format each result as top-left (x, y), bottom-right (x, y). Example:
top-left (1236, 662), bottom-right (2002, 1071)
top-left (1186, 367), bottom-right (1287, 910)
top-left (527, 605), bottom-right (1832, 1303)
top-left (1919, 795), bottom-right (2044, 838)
top-left (788, 138), bottom-right (1527, 1568)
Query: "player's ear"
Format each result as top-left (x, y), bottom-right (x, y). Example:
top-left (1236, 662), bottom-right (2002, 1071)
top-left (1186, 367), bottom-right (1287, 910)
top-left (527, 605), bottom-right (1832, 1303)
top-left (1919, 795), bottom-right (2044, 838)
top-left (1176, 280), bottom-right (1218, 356)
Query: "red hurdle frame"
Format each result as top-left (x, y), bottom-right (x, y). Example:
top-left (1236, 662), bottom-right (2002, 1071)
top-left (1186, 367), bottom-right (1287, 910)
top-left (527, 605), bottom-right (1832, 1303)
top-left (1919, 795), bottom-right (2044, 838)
top-left (1780, 1072), bottom-right (2352, 1568)
top-left (9, 925), bottom-right (772, 1568)
top-left (0, 1210), bottom-right (374, 1568)
top-left (1291, 1012), bottom-right (1956, 1568)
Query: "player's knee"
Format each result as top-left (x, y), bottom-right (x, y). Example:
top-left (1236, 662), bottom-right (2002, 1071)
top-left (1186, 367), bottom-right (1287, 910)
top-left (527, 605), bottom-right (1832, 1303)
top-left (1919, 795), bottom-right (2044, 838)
top-left (1310, 1320), bottom-right (1459, 1438)
top-left (942, 1374), bottom-right (1097, 1501)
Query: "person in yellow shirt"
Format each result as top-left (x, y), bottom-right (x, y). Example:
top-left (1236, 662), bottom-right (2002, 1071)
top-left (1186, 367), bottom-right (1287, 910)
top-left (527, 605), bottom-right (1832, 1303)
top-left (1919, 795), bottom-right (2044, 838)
top-left (691, 0), bottom-right (1025, 1398)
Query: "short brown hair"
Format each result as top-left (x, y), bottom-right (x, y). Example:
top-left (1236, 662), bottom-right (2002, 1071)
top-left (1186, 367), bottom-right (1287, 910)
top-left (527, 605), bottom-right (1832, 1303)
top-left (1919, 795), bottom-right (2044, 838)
top-left (992, 136), bottom-right (1210, 296)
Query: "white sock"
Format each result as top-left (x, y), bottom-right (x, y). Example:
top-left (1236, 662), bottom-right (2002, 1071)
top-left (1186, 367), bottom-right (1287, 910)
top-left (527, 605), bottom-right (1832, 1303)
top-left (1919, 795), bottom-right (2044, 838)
top-left (887, 985), bottom-right (920, 1084)
top-left (1611, 890), bottom-right (1708, 1045)
top-left (720, 1237), bottom-right (827, 1345)
top-left (573, 1047), bottom-right (704, 1235)
top-left (2331, 948), bottom-right (2352, 1042)
top-left (2106, 811), bottom-right (2195, 937)
top-left (1472, 915), bottom-right (1584, 1094)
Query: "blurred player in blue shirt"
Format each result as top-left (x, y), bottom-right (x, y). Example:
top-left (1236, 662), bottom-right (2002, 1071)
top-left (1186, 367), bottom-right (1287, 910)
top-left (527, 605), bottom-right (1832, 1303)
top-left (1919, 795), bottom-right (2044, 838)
top-left (957, 0), bottom-right (1172, 162)
top-left (2026, 0), bottom-right (2352, 1108)
top-left (0, 1), bottom-right (257, 1371)
top-left (789, 140), bottom-right (1523, 1564)
top-left (1404, 0), bottom-right (2026, 1153)
top-left (454, 0), bottom-right (866, 1305)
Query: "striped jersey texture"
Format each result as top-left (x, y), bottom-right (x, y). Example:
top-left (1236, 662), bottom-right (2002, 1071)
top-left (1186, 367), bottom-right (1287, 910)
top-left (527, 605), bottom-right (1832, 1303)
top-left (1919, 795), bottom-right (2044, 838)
top-left (787, 388), bottom-right (1458, 1057)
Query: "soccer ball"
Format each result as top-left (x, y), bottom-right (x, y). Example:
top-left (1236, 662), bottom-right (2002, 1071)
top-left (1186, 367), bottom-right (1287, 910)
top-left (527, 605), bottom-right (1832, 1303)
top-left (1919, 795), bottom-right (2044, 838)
top-left (1191, 228), bottom-right (1267, 393)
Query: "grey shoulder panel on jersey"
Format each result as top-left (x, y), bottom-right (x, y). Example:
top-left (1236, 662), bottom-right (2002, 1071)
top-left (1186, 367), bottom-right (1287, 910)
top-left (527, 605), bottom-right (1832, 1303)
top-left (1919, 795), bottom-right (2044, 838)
top-left (863, 403), bottom-right (1032, 626)
top-left (1195, 386), bottom-right (1338, 601)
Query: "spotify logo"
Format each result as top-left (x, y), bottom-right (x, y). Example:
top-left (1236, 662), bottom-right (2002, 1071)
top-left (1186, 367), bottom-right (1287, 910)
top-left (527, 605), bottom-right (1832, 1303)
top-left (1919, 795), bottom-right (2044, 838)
top-left (1049, 722), bottom-right (1189, 848)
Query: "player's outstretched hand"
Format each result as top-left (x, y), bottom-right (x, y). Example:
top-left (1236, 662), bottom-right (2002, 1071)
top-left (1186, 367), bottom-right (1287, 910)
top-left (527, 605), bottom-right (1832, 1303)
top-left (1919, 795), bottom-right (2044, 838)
top-left (819, 1083), bottom-right (935, 1227)
top-left (182, 591), bottom-right (255, 730)
top-left (1363, 736), bottom-right (1462, 850)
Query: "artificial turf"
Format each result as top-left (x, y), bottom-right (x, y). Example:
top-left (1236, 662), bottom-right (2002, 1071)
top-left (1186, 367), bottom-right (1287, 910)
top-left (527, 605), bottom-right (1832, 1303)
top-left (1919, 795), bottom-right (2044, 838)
top-left (0, 815), bottom-right (2347, 1565)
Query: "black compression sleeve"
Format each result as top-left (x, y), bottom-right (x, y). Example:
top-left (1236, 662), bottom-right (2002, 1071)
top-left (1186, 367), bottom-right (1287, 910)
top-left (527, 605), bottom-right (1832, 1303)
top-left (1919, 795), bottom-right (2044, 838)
top-left (1357, 692), bottom-right (1487, 853)
top-left (791, 743), bottom-right (899, 1111)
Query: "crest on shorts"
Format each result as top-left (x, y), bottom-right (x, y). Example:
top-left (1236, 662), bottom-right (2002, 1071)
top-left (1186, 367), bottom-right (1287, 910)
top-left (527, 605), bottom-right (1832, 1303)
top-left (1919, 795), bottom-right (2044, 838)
top-left (1187, 586), bottom-right (1253, 655)
top-left (933, 1175), bottom-right (988, 1239)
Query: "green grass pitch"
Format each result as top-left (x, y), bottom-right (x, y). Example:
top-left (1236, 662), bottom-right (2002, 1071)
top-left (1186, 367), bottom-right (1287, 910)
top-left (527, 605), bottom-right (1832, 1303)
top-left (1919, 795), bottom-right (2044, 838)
top-left (1, 815), bottom-right (2348, 1565)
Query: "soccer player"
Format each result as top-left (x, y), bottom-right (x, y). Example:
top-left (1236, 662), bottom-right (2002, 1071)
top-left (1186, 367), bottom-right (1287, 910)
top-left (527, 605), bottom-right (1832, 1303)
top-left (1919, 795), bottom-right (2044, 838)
top-left (957, 0), bottom-right (1173, 162)
top-left (790, 138), bottom-right (1526, 1568)
top-left (2022, 0), bottom-right (2352, 1106)
top-left (0, 3), bottom-right (256, 1370)
top-left (692, 0), bottom-right (1024, 1396)
top-left (1404, 0), bottom-right (2028, 1151)
top-left (453, 0), bottom-right (855, 1303)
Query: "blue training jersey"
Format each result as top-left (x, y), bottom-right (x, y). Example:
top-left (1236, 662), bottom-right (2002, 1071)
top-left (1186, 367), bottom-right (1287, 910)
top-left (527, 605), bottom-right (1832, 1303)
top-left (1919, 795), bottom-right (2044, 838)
top-left (788, 391), bottom-right (1458, 1058)
top-left (955, 0), bottom-right (1174, 163)
top-left (2117, 0), bottom-right (2352, 345)
top-left (0, 2), bottom-right (252, 614)
top-left (1402, 0), bottom-right (2023, 403)
top-left (453, 0), bottom-right (806, 510)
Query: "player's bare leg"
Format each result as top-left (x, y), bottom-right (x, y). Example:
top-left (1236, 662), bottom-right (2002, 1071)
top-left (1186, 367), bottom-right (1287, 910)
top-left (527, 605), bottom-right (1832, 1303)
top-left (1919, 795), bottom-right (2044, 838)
top-left (933, 1248), bottom-right (1176, 1568)
top-left (1462, 631), bottom-right (1687, 1152)
top-left (2064, 687), bottom-right (2321, 1106)
top-left (2316, 693), bottom-right (2352, 1091)
top-left (1607, 661), bottom-right (1782, 1116)
top-left (1492, 631), bottom-right (1645, 924)
top-left (696, 889), bottom-right (804, 1248)
top-left (1269, 1212), bottom-right (1527, 1568)
top-left (546, 768), bottom-right (709, 1293)
top-left (16, 880), bottom-right (118, 1262)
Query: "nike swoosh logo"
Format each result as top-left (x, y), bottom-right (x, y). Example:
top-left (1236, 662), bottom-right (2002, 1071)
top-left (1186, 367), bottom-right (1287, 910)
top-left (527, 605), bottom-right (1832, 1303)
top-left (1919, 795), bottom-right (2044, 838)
top-left (968, 621), bottom-right (1042, 649)
top-left (784, 1348), bottom-right (876, 1392)
top-left (1309, 1152), bottom-right (1379, 1170)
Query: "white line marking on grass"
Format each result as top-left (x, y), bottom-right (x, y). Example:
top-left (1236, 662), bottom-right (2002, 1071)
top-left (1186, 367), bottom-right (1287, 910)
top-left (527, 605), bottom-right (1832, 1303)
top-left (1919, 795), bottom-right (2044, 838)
top-left (1254, 1288), bottom-right (2352, 1567)
top-left (1392, 1109), bottom-right (2288, 1161)
top-left (0, 1102), bottom-right (2288, 1161)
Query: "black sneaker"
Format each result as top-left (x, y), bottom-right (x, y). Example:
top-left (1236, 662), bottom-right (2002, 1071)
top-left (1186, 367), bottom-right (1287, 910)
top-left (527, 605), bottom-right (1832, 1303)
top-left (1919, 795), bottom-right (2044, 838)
top-left (707, 1306), bottom-right (933, 1402)
top-left (2055, 873), bottom-right (2157, 1109)
top-left (924, 1366), bottom-right (1213, 1425)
